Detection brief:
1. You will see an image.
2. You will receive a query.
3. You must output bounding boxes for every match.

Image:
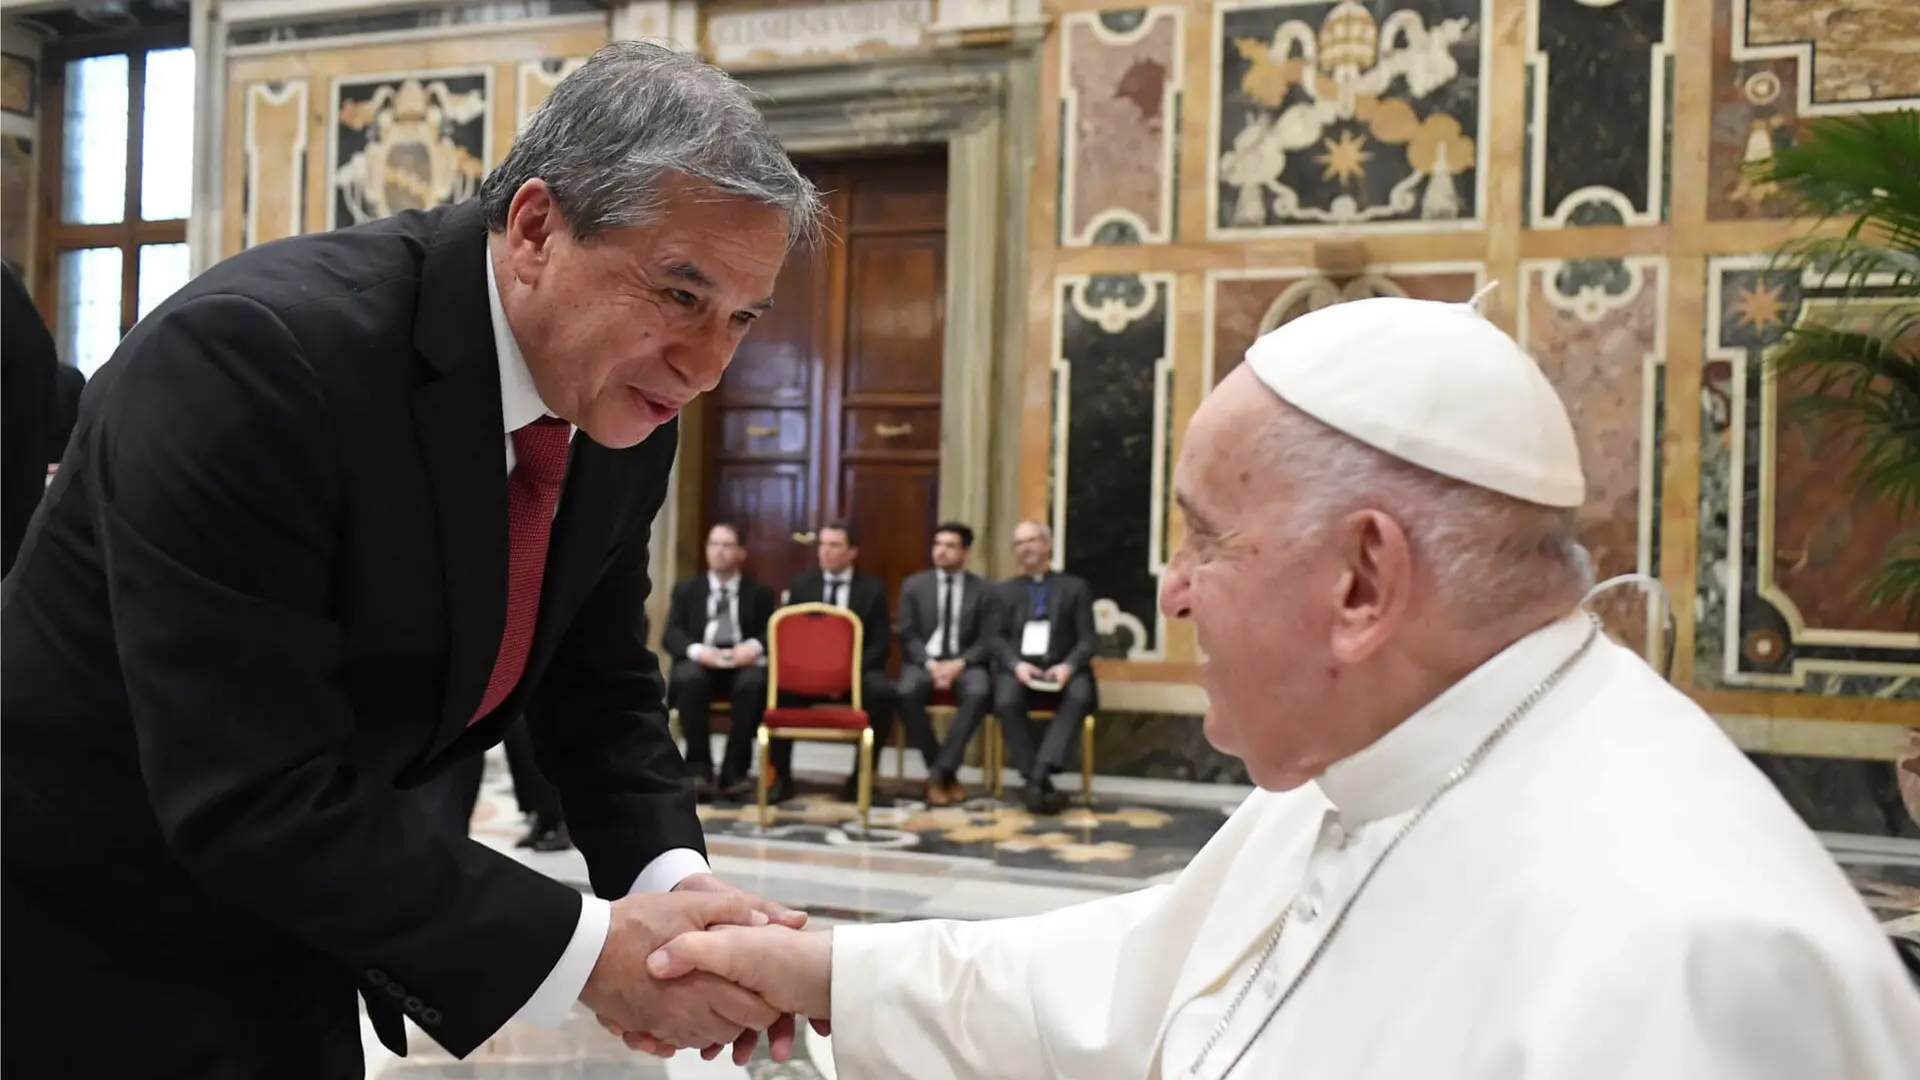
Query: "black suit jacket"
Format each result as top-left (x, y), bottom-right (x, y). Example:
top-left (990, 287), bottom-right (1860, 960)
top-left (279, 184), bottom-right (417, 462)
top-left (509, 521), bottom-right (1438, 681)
top-left (786, 568), bottom-right (891, 672)
top-left (1, 263), bottom-right (57, 575)
top-left (986, 571), bottom-right (1100, 675)
top-left (661, 574), bottom-right (777, 659)
top-left (897, 568), bottom-right (993, 667)
top-left (0, 202), bottom-right (698, 1062)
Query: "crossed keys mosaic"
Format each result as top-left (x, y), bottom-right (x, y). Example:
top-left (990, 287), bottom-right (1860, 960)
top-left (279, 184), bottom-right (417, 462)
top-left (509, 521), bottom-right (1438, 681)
top-left (1212, 0), bottom-right (1486, 235)
top-left (331, 70), bottom-right (490, 229)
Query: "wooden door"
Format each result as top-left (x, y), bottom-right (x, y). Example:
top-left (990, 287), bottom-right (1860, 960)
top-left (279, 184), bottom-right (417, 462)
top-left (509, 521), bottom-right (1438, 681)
top-left (702, 152), bottom-right (948, 610)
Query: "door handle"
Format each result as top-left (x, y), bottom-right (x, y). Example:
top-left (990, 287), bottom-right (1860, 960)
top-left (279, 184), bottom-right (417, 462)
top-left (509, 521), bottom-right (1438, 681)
top-left (745, 424), bottom-right (779, 437)
top-left (875, 421), bottom-right (913, 438)
top-left (791, 531), bottom-right (817, 544)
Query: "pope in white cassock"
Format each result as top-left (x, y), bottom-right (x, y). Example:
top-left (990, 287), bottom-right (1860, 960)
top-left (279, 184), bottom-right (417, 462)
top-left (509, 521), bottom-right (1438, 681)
top-left (645, 295), bottom-right (1920, 1078)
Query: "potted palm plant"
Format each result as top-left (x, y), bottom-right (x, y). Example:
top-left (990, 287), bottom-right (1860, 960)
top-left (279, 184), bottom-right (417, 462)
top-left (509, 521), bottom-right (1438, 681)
top-left (1753, 108), bottom-right (1920, 623)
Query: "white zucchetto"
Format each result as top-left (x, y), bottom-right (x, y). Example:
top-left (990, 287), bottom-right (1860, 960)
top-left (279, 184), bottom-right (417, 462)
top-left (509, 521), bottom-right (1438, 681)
top-left (1243, 293), bottom-right (1586, 508)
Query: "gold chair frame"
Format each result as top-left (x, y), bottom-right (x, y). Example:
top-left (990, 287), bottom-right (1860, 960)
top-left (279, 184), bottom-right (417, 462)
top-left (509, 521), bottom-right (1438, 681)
top-left (757, 603), bottom-right (874, 832)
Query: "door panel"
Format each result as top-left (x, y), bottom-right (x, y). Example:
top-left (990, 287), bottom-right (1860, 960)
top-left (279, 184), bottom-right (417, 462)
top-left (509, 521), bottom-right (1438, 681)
top-left (711, 463), bottom-right (811, 590)
top-left (841, 462), bottom-right (941, 612)
top-left (702, 151), bottom-right (948, 610)
top-left (844, 234), bottom-right (945, 397)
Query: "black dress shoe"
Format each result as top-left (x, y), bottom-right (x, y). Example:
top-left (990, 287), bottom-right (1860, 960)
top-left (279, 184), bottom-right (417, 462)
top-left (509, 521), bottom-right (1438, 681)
top-left (767, 774), bottom-right (797, 805)
top-left (1023, 775), bottom-right (1067, 816)
top-left (518, 819), bottom-right (570, 850)
top-left (528, 822), bottom-right (572, 852)
top-left (692, 772), bottom-right (718, 802)
top-left (717, 773), bottom-right (756, 800)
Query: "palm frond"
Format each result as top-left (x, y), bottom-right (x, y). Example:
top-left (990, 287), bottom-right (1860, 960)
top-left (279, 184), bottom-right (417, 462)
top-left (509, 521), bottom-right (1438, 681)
top-left (1751, 110), bottom-right (1920, 249)
top-left (1862, 548), bottom-right (1920, 627)
top-left (1771, 236), bottom-right (1920, 300)
top-left (1770, 324), bottom-right (1920, 517)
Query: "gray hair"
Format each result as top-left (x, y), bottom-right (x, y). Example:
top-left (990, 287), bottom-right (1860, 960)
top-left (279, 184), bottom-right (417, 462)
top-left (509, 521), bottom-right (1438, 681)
top-left (1257, 401), bottom-right (1593, 626)
top-left (1013, 519), bottom-right (1053, 543)
top-left (479, 41), bottom-right (823, 248)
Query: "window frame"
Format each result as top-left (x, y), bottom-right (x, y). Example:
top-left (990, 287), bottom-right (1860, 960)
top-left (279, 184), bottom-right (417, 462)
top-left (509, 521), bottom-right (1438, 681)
top-left (33, 25), bottom-right (192, 342)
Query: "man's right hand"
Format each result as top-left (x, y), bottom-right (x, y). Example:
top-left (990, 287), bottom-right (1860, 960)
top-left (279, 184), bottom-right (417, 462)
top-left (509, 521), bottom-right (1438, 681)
top-left (578, 892), bottom-right (781, 1051)
top-left (695, 645), bottom-right (731, 668)
top-left (1014, 661), bottom-right (1043, 686)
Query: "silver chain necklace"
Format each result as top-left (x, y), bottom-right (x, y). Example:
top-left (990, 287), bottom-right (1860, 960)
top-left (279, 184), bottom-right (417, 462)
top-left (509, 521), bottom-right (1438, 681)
top-left (1182, 615), bottom-right (1602, 1080)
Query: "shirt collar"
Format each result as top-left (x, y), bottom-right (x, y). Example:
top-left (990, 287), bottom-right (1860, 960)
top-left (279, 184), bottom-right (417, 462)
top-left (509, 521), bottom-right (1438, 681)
top-left (1314, 610), bottom-right (1596, 824)
top-left (486, 249), bottom-right (551, 435)
top-left (708, 572), bottom-right (739, 591)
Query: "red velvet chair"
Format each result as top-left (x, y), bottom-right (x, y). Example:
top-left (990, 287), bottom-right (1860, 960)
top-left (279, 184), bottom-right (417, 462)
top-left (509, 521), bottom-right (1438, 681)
top-left (758, 603), bottom-right (872, 830)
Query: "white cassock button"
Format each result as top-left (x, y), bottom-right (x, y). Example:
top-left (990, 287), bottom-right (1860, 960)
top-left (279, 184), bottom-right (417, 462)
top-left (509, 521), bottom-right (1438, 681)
top-left (1262, 975), bottom-right (1280, 998)
top-left (1324, 821), bottom-right (1347, 849)
top-left (1292, 894), bottom-right (1321, 922)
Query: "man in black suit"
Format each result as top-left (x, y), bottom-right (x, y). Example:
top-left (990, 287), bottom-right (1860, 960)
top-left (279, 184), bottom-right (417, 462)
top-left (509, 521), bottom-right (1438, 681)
top-left (774, 520), bottom-right (899, 802)
top-left (0, 43), bottom-right (822, 1077)
top-left (897, 522), bottom-right (995, 806)
top-left (987, 520), bottom-right (1101, 815)
top-left (663, 522), bottom-right (776, 800)
top-left (1, 261), bottom-right (57, 576)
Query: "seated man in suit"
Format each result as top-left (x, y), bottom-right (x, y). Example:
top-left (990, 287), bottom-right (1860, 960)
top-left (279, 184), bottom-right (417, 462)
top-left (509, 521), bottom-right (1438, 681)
top-left (774, 520), bottom-right (899, 803)
top-left (987, 519), bottom-right (1100, 815)
top-left (663, 522), bottom-right (776, 800)
top-left (897, 522), bottom-right (995, 806)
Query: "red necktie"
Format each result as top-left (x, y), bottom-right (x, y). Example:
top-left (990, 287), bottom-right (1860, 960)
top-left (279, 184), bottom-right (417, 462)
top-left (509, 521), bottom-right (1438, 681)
top-left (472, 416), bottom-right (572, 723)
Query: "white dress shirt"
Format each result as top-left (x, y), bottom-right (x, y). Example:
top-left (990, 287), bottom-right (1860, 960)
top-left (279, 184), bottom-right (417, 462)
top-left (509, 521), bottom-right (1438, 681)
top-left (486, 252), bottom-right (710, 1030)
top-left (927, 571), bottom-right (962, 660)
top-left (687, 572), bottom-right (761, 660)
top-left (822, 572), bottom-right (853, 609)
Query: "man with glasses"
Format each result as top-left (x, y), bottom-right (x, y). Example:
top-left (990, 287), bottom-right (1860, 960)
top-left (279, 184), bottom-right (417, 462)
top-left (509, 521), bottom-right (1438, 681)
top-left (988, 520), bottom-right (1099, 815)
top-left (663, 523), bottom-right (776, 800)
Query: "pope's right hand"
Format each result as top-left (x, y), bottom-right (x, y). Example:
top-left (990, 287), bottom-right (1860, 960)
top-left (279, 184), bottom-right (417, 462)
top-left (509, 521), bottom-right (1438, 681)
top-left (577, 892), bottom-right (781, 1052)
top-left (648, 924), bottom-right (834, 1024)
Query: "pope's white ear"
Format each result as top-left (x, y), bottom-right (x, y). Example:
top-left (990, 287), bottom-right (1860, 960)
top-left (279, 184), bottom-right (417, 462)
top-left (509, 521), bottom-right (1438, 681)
top-left (1465, 280), bottom-right (1500, 313)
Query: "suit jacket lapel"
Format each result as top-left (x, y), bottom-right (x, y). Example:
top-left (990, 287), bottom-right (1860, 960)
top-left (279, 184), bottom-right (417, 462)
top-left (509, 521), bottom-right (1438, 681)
top-left (409, 203), bottom-right (508, 750)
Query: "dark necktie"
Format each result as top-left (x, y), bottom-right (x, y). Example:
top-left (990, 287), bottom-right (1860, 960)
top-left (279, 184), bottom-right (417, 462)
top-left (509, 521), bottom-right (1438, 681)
top-left (712, 584), bottom-right (739, 648)
top-left (936, 573), bottom-right (955, 659)
top-left (829, 578), bottom-right (844, 608)
top-left (472, 416), bottom-right (571, 723)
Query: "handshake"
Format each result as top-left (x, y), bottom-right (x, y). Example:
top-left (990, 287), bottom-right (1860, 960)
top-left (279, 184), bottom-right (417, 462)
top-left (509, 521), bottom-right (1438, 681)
top-left (578, 874), bottom-right (832, 1066)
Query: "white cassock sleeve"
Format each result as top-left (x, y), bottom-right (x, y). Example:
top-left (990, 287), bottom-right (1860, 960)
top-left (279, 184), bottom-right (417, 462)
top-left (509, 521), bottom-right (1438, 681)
top-left (827, 791), bottom-right (1290, 1079)
top-left (1518, 915), bottom-right (1920, 1079)
top-left (828, 885), bottom-right (1180, 1080)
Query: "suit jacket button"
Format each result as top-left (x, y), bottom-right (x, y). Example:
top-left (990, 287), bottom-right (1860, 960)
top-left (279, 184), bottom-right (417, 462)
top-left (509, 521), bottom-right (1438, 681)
top-left (387, 982), bottom-right (406, 998)
top-left (404, 996), bottom-right (424, 1013)
top-left (367, 970), bottom-right (389, 987)
top-left (421, 1008), bottom-right (443, 1025)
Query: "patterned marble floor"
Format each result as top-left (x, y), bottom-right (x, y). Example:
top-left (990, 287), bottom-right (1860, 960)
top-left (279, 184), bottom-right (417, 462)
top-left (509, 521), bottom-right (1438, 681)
top-left (367, 742), bottom-right (1920, 1078)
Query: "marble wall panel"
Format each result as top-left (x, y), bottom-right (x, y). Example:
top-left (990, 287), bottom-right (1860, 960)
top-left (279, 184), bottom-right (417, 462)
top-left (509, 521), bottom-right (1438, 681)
top-left (1059, 8), bottom-right (1183, 246)
top-left (1524, 0), bottom-right (1670, 227)
top-left (1205, 265), bottom-right (1483, 387)
top-left (1519, 257), bottom-right (1666, 656)
top-left (517, 57), bottom-right (587, 132)
top-left (1093, 712), bottom-right (1251, 785)
top-left (242, 81), bottom-right (309, 251)
top-left (1696, 256), bottom-right (1920, 696)
top-left (1211, 0), bottom-right (1486, 236)
top-left (1708, 0), bottom-right (1920, 221)
top-left (1053, 274), bottom-right (1174, 660)
top-left (329, 68), bottom-right (492, 229)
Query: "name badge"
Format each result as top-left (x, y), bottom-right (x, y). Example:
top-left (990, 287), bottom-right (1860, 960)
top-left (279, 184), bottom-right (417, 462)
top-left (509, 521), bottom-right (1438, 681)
top-left (1021, 619), bottom-right (1051, 658)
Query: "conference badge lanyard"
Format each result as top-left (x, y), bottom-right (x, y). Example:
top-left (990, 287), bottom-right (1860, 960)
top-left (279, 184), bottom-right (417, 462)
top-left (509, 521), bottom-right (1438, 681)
top-left (1021, 578), bottom-right (1052, 658)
